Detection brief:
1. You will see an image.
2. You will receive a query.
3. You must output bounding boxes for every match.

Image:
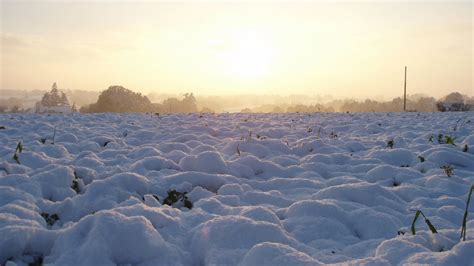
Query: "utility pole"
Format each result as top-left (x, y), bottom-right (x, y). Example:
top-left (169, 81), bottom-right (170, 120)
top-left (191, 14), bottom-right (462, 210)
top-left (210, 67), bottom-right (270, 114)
top-left (403, 66), bottom-right (407, 111)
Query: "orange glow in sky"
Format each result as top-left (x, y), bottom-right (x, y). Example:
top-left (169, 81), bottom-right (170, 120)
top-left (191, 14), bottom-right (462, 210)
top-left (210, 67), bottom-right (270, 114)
top-left (1, 1), bottom-right (472, 98)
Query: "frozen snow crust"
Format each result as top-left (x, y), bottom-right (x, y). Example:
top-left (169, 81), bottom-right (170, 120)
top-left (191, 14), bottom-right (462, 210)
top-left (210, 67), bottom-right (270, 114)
top-left (1, 112), bottom-right (473, 265)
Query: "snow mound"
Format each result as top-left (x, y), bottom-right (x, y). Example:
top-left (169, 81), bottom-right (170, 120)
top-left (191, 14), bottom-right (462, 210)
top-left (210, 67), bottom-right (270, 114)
top-left (241, 242), bottom-right (322, 266)
top-left (179, 151), bottom-right (229, 174)
top-left (46, 210), bottom-right (186, 265)
top-left (191, 215), bottom-right (295, 265)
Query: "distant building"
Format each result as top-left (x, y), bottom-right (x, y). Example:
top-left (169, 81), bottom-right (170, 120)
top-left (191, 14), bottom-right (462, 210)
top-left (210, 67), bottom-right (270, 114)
top-left (34, 104), bottom-right (72, 113)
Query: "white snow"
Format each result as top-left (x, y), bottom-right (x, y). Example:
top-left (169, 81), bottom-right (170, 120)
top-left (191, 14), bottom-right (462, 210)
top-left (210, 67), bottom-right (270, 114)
top-left (0, 112), bottom-right (473, 265)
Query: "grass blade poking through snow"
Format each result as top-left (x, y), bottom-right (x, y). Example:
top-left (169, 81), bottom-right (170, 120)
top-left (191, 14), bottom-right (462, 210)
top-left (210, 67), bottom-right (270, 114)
top-left (52, 126), bottom-right (57, 145)
top-left (12, 141), bottom-right (23, 164)
top-left (411, 210), bottom-right (438, 235)
top-left (460, 185), bottom-right (474, 241)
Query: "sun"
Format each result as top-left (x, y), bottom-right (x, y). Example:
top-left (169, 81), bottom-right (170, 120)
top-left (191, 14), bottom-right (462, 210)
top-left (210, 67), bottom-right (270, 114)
top-left (225, 42), bottom-right (272, 78)
top-left (217, 31), bottom-right (275, 78)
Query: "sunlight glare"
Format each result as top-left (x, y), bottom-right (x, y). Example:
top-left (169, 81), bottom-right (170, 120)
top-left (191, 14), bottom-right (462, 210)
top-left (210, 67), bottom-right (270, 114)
top-left (219, 30), bottom-right (275, 78)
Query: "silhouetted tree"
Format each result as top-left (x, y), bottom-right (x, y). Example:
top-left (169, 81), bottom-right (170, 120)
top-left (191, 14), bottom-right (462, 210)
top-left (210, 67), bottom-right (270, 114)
top-left (416, 97), bottom-right (437, 112)
top-left (182, 93), bottom-right (198, 112)
top-left (40, 83), bottom-right (69, 107)
top-left (162, 97), bottom-right (181, 113)
top-left (85, 86), bottom-right (153, 113)
top-left (160, 93), bottom-right (198, 113)
top-left (437, 92), bottom-right (469, 112)
top-left (444, 92), bottom-right (464, 103)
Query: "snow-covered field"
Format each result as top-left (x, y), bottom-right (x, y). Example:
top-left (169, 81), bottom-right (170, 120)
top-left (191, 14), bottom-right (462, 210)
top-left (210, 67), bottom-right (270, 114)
top-left (1, 112), bottom-right (473, 265)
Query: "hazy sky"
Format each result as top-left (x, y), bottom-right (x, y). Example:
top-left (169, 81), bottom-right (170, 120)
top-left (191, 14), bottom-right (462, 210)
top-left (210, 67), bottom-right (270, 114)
top-left (1, 0), bottom-right (472, 99)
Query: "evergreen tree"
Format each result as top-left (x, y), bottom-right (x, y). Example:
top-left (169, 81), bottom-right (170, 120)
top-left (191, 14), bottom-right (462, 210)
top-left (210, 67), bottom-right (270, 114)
top-left (40, 83), bottom-right (69, 107)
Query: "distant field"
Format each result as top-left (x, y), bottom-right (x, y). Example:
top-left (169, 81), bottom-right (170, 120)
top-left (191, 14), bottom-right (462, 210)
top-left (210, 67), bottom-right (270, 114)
top-left (0, 112), bottom-right (473, 265)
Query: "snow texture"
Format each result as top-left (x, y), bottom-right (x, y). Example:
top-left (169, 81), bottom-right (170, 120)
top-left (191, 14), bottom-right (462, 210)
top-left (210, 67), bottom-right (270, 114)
top-left (0, 112), bottom-right (473, 265)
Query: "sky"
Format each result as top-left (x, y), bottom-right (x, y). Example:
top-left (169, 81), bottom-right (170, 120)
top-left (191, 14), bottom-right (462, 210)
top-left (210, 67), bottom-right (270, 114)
top-left (1, 0), bottom-right (472, 99)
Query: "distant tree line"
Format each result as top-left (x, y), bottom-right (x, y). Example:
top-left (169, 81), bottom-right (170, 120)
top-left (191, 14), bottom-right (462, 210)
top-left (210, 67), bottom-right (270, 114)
top-left (241, 92), bottom-right (474, 113)
top-left (338, 97), bottom-right (438, 112)
top-left (79, 86), bottom-right (198, 113)
top-left (1, 86), bottom-right (472, 113)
